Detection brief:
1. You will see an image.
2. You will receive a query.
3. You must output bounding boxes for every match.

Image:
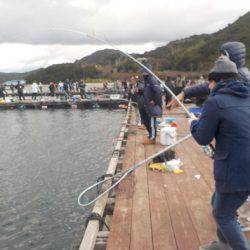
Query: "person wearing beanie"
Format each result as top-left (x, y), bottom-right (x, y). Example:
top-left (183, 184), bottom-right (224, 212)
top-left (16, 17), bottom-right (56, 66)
top-left (208, 55), bottom-right (238, 82)
top-left (167, 41), bottom-right (250, 109)
top-left (190, 56), bottom-right (250, 250)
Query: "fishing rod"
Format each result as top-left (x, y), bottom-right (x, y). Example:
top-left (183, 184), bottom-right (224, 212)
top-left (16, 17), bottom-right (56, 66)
top-left (49, 28), bottom-right (193, 118)
top-left (48, 28), bottom-right (195, 206)
top-left (78, 133), bottom-right (191, 207)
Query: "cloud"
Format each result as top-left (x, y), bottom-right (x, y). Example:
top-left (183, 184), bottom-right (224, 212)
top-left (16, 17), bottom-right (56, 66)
top-left (0, 42), bottom-right (160, 72)
top-left (0, 0), bottom-right (249, 45)
top-left (0, 0), bottom-right (249, 72)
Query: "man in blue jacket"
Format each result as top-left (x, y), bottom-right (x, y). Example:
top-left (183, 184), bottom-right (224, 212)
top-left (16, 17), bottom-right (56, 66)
top-left (191, 56), bottom-right (250, 250)
top-left (141, 67), bottom-right (163, 144)
top-left (168, 42), bottom-right (250, 108)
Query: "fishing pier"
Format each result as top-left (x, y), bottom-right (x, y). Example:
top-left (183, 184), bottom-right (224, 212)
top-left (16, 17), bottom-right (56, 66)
top-left (80, 105), bottom-right (250, 250)
top-left (0, 98), bottom-right (128, 110)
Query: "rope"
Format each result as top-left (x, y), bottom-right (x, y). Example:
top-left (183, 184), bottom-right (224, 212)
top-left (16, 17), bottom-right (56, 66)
top-left (85, 212), bottom-right (110, 231)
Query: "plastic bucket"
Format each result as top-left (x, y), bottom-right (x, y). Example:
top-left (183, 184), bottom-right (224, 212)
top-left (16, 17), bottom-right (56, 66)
top-left (160, 126), bottom-right (176, 146)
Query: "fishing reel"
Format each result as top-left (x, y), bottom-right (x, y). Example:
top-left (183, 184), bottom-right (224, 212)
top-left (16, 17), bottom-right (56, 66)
top-left (202, 144), bottom-right (215, 159)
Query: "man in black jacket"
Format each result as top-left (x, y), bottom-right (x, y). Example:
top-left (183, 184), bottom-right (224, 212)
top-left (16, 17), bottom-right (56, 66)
top-left (16, 82), bottom-right (25, 101)
top-left (142, 70), bottom-right (163, 145)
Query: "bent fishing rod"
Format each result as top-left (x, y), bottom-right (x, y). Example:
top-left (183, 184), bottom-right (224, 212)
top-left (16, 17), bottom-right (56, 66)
top-left (49, 28), bottom-right (192, 118)
top-left (48, 29), bottom-right (194, 206)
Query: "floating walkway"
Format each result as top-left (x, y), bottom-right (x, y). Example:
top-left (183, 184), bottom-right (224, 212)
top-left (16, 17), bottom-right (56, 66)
top-left (80, 106), bottom-right (250, 250)
top-left (0, 98), bottom-right (128, 110)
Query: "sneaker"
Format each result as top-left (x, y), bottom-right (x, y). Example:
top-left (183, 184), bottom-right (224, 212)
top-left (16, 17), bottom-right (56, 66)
top-left (199, 241), bottom-right (232, 250)
top-left (143, 138), bottom-right (156, 145)
top-left (138, 125), bottom-right (146, 130)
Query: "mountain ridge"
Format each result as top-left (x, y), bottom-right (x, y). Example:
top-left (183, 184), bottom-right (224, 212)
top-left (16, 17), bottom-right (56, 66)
top-left (1, 11), bottom-right (249, 82)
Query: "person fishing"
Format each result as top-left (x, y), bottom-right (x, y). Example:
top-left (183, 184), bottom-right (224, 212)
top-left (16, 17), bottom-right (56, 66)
top-left (16, 81), bottom-right (25, 101)
top-left (190, 55), bottom-right (250, 250)
top-left (168, 41), bottom-right (250, 233)
top-left (141, 63), bottom-right (163, 145)
top-left (130, 75), bottom-right (145, 128)
top-left (0, 83), bottom-right (7, 100)
top-left (167, 42), bottom-right (250, 108)
top-left (78, 80), bottom-right (86, 99)
top-left (31, 81), bottom-right (39, 100)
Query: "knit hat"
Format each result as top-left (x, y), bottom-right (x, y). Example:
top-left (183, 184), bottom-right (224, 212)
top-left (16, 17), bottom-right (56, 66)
top-left (208, 55), bottom-right (238, 81)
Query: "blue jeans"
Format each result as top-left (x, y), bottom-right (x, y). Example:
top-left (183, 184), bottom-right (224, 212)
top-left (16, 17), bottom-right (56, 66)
top-left (140, 107), bottom-right (157, 139)
top-left (212, 191), bottom-right (250, 250)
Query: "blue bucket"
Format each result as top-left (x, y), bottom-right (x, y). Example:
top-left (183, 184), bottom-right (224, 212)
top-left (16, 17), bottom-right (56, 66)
top-left (188, 107), bottom-right (202, 117)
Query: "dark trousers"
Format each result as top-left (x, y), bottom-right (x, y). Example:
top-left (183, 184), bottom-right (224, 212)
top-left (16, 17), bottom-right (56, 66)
top-left (18, 92), bottom-right (25, 100)
top-left (32, 93), bottom-right (37, 100)
top-left (212, 191), bottom-right (250, 250)
top-left (140, 107), bottom-right (157, 139)
top-left (80, 90), bottom-right (86, 99)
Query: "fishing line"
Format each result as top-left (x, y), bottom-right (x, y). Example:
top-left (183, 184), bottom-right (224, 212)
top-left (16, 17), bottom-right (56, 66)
top-left (46, 28), bottom-right (194, 207)
top-left (48, 28), bottom-right (193, 118)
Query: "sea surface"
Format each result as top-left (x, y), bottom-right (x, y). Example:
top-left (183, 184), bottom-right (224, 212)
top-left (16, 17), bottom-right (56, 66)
top-left (0, 109), bottom-right (125, 250)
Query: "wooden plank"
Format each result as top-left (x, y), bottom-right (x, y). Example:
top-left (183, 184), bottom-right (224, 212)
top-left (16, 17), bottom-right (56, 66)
top-left (130, 133), bottom-right (153, 250)
top-left (176, 117), bottom-right (215, 191)
top-left (106, 135), bottom-right (135, 249)
top-left (79, 156), bottom-right (120, 250)
top-left (79, 108), bottom-right (132, 250)
top-left (175, 142), bottom-right (216, 245)
top-left (157, 114), bottom-right (200, 249)
top-left (106, 110), bottom-right (137, 250)
top-left (162, 170), bottom-right (201, 250)
top-left (146, 144), bottom-right (177, 250)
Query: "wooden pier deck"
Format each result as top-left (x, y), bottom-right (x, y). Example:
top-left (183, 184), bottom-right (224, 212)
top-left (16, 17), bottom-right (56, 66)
top-left (105, 107), bottom-right (250, 250)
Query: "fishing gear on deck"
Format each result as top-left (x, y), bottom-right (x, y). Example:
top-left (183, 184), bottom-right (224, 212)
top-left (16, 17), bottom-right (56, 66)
top-left (78, 133), bottom-right (191, 207)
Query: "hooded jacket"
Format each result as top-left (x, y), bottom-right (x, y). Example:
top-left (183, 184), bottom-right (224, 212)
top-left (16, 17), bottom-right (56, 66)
top-left (190, 79), bottom-right (250, 192)
top-left (183, 42), bottom-right (250, 99)
top-left (143, 75), bottom-right (163, 117)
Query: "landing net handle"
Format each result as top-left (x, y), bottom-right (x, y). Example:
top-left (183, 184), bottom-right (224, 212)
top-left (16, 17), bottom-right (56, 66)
top-left (78, 133), bottom-right (191, 207)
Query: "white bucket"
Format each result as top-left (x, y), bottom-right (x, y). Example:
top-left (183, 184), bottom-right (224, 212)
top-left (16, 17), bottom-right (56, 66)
top-left (160, 126), bottom-right (176, 146)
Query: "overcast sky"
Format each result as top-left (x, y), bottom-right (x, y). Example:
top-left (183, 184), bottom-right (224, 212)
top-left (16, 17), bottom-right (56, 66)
top-left (0, 0), bottom-right (249, 73)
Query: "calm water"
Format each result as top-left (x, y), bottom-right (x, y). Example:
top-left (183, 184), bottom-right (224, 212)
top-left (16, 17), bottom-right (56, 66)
top-left (0, 109), bottom-right (124, 250)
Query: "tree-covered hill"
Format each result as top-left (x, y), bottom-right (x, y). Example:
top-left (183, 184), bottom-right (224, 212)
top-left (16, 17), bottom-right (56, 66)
top-left (2, 11), bottom-right (249, 83)
top-left (144, 11), bottom-right (250, 71)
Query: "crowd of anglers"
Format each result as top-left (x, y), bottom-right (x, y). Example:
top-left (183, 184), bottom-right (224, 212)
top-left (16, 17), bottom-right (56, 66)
top-left (129, 41), bottom-right (250, 250)
top-left (0, 80), bottom-right (88, 101)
